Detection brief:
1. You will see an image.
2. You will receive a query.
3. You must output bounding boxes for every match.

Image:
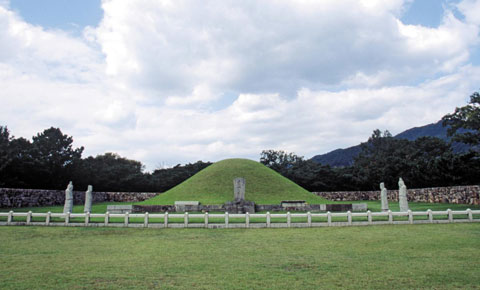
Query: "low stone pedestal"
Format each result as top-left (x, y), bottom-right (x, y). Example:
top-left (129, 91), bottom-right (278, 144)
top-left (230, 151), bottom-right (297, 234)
top-left (107, 205), bottom-right (133, 213)
top-left (224, 200), bottom-right (255, 213)
top-left (174, 201), bottom-right (200, 212)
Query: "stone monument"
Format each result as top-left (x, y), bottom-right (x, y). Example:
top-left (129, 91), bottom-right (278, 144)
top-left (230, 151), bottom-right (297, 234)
top-left (63, 181), bottom-right (74, 213)
top-left (234, 177), bottom-right (245, 201)
top-left (224, 177), bottom-right (255, 213)
top-left (380, 182), bottom-right (389, 212)
top-left (84, 185), bottom-right (93, 213)
top-left (398, 178), bottom-right (409, 212)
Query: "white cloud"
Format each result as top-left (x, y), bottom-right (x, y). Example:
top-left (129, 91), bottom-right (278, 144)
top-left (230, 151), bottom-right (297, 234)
top-left (0, 0), bottom-right (480, 170)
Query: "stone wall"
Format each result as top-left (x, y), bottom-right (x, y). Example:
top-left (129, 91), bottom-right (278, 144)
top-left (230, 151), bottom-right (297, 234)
top-left (313, 185), bottom-right (480, 205)
top-left (0, 188), bottom-right (158, 208)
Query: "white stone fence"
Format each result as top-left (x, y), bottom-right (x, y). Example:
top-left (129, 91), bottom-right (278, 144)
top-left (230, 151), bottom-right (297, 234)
top-left (1, 209), bottom-right (479, 229)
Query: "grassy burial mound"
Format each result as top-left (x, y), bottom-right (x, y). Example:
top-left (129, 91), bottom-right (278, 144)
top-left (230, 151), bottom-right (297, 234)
top-left (140, 158), bottom-right (326, 205)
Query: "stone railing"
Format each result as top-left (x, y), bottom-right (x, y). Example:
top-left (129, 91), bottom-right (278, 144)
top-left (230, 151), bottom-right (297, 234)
top-left (0, 188), bottom-right (158, 208)
top-left (313, 185), bottom-right (480, 205)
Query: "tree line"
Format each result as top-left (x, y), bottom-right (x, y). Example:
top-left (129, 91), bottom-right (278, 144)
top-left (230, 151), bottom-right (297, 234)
top-left (1, 92), bottom-right (479, 192)
top-left (0, 127), bottom-right (211, 191)
top-left (261, 92), bottom-right (480, 191)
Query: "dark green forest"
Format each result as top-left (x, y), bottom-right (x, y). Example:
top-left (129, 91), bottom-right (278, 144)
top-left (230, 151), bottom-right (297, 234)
top-left (1, 92), bottom-right (479, 192)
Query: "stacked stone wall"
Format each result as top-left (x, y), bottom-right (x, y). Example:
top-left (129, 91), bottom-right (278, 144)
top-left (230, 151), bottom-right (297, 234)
top-left (0, 188), bottom-right (158, 208)
top-left (313, 185), bottom-right (480, 205)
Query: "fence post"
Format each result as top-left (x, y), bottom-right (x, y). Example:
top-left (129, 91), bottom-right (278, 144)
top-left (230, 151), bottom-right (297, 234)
top-left (388, 210), bottom-right (393, 224)
top-left (65, 212), bottom-right (70, 225)
top-left (307, 212), bottom-right (312, 227)
top-left (467, 209), bottom-right (473, 222)
top-left (225, 212), bottom-right (229, 228)
top-left (124, 212), bottom-right (129, 227)
top-left (26, 211), bottom-right (32, 225)
top-left (85, 212), bottom-right (90, 226)
top-left (184, 212), bottom-right (189, 228)
top-left (245, 212), bottom-right (250, 228)
top-left (144, 212), bottom-right (149, 228)
top-left (266, 212), bottom-right (271, 228)
top-left (367, 210), bottom-right (372, 225)
top-left (347, 211), bottom-right (352, 226)
top-left (164, 212), bottom-right (169, 228)
top-left (408, 210), bottom-right (413, 224)
top-left (7, 211), bottom-right (13, 225)
top-left (327, 211), bottom-right (332, 226)
top-left (46, 211), bottom-right (51, 226)
top-left (448, 209), bottom-right (453, 223)
top-left (427, 209), bottom-right (433, 223)
top-left (204, 212), bottom-right (209, 228)
top-left (287, 212), bottom-right (291, 228)
top-left (104, 212), bottom-right (109, 226)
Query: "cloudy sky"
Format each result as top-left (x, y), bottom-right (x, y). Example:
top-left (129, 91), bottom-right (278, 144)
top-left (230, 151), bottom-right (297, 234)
top-left (1, 0), bottom-right (480, 170)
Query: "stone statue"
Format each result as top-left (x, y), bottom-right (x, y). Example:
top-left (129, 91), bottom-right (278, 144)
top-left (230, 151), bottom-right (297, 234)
top-left (398, 178), bottom-right (409, 212)
top-left (234, 178), bottom-right (245, 201)
top-left (63, 181), bottom-right (74, 213)
top-left (380, 182), bottom-right (389, 212)
top-left (84, 185), bottom-right (93, 213)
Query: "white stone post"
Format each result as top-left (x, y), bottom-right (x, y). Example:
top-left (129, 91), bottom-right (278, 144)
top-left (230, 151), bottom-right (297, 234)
top-left (266, 212), bottom-right (271, 228)
top-left (448, 209), bottom-right (453, 223)
top-left (65, 212), bottom-right (70, 225)
top-left (7, 211), bottom-right (13, 225)
top-left (63, 181), bottom-right (74, 214)
top-left (388, 210), bottom-right (393, 224)
top-left (245, 212), bottom-right (250, 228)
top-left (287, 212), bottom-right (291, 228)
top-left (398, 178), bottom-right (409, 212)
top-left (204, 212), bottom-right (209, 228)
top-left (124, 212), bottom-right (129, 227)
top-left (164, 212), bottom-right (169, 228)
top-left (347, 211), bottom-right (352, 225)
top-left (408, 210), bottom-right (413, 224)
top-left (427, 209), bottom-right (433, 223)
top-left (467, 209), bottom-right (473, 222)
top-left (184, 212), bottom-right (189, 228)
top-left (84, 185), bottom-right (93, 213)
top-left (367, 210), bottom-right (372, 225)
top-left (225, 212), bottom-right (229, 228)
top-left (307, 212), bottom-right (312, 227)
top-left (144, 212), bottom-right (149, 228)
top-left (85, 212), bottom-right (90, 226)
top-left (327, 211), bottom-right (332, 226)
top-left (104, 212), bottom-right (110, 226)
top-left (380, 182), bottom-right (389, 212)
top-left (46, 211), bottom-right (51, 226)
top-left (26, 211), bottom-right (32, 225)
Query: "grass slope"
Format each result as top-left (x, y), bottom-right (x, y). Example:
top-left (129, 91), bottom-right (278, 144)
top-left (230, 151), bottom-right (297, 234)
top-left (1, 224), bottom-right (479, 289)
top-left (140, 158), bottom-right (326, 205)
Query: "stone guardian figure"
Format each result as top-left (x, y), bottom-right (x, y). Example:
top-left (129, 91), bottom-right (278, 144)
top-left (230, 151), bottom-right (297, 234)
top-left (380, 182), bottom-right (389, 212)
top-left (398, 178), bottom-right (409, 212)
top-left (84, 185), bottom-right (93, 213)
top-left (63, 181), bottom-right (74, 213)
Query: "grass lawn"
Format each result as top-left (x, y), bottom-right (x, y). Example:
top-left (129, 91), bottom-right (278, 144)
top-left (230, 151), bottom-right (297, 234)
top-left (0, 224), bottom-right (479, 289)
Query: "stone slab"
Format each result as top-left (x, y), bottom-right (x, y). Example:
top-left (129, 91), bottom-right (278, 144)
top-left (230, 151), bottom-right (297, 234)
top-left (107, 205), bottom-right (133, 213)
top-left (352, 203), bottom-right (368, 211)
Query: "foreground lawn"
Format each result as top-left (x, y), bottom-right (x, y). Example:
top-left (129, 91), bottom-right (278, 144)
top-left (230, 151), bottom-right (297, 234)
top-left (0, 224), bottom-right (479, 289)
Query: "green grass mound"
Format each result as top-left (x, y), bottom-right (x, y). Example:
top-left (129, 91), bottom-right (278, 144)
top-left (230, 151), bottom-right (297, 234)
top-left (140, 158), bottom-right (327, 205)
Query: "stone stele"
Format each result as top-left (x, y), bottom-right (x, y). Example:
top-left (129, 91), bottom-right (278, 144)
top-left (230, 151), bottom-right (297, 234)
top-left (234, 178), bottom-right (246, 201)
top-left (380, 182), bottom-right (389, 212)
top-left (63, 181), bottom-right (74, 213)
top-left (398, 178), bottom-right (409, 212)
top-left (84, 185), bottom-right (93, 213)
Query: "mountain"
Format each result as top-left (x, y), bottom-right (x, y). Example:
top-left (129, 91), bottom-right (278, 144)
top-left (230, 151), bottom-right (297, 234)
top-left (311, 120), bottom-right (471, 167)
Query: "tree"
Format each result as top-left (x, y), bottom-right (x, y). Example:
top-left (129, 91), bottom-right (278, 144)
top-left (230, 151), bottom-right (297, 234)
top-left (442, 91), bottom-right (480, 146)
top-left (30, 127), bottom-right (84, 188)
top-left (260, 150), bottom-right (304, 173)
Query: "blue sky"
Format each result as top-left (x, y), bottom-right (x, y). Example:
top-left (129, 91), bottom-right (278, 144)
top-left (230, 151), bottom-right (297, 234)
top-left (1, 0), bottom-right (480, 170)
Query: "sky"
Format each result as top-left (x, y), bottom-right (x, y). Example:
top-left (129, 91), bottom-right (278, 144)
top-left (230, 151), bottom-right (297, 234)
top-left (1, 0), bottom-right (480, 171)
